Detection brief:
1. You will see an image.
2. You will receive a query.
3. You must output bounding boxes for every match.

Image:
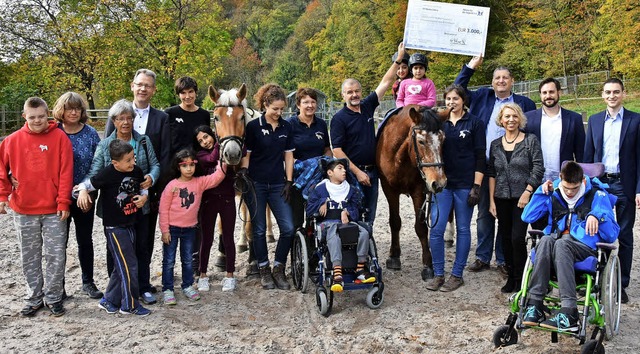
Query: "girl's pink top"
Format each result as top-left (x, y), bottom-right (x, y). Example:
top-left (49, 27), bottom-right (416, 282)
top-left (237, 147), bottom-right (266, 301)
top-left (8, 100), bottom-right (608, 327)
top-left (396, 78), bottom-right (437, 107)
top-left (158, 162), bottom-right (225, 233)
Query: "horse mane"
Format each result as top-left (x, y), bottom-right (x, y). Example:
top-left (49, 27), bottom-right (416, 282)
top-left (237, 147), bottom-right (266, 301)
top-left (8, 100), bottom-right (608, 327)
top-left (417, 107), bottom-right (444, 133)
top-left (216, 88), bottom-right (248, 108)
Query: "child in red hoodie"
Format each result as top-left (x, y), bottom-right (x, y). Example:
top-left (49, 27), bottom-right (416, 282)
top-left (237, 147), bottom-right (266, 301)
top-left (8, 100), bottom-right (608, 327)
top-left (0, 97), bottom-right (73, 317)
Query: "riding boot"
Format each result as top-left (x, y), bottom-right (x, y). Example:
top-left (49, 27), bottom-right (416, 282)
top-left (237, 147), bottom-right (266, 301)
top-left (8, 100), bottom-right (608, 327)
top-left (501, 266), bottom-right (519, 293)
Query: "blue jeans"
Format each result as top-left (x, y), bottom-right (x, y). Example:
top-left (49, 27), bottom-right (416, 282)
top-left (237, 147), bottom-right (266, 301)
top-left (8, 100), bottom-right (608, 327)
top-left (247, 182), bottom-right (295, 267)
top-left (162, 226), bottom-right (196, 291)
top-left (475, 175), bottom-right (504, 265)
top-left (430, 188), bottom-right (473, 277)
top-left (361, 169), bottom-right (379, 226)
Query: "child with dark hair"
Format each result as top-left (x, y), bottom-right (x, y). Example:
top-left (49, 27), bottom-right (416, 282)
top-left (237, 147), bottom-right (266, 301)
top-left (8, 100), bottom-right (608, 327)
top-left (519, 161), bottom-right (619, 332)
top-left (76, 139), bottom-right (150, 316)
top-left (306, 158), bottom-right (374, 292)
top-left (158, 149), bottom-right (227, 304)
top-left (193, 125), bottom-right (239, 291)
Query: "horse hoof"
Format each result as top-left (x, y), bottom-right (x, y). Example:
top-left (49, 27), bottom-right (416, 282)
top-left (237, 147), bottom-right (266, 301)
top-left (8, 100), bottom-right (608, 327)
top-left (237, 244), bottom-right (248, 253)
top-left (215, 256), bottom-right (227, 271)
top-left (267, 234), bottom-right (276, 243)
top-left (386, 257), bottom-right (402, 270)
top-left (421, 267), bottom-right (434, 281)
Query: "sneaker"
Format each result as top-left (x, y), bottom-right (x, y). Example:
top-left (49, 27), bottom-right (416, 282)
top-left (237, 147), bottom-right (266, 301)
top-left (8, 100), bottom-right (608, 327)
top-left (140, 292), bottom-right (157, 305)
top-left (47, 301), bottom-right (66, 317)
top-left (98, 298), bottom-right (118, 314)
top-left (522, 305), bottom-right (545, 326)
top-left (540, 308), bottom-right (579, 332)
top-left (426, 276), bottom-right (445, 291)
top-left (20, 303), bottom-right (43, 317)
top-left (440, 275), bottom-right (464, 292)
top-left (163, 290), bottom-right (177, 305)
top-left (198, 277), bottom-right (210, 291)
top-left (259, 265), bottom-right (275, 289)
top-left (221, 277), bottom-right (237, 292)
top-left (330, 283), bottom-right (344, 292)
top-left (468, 259), bottom-right (490, 272)
top-left (119, 305), bottom-right (151, 317)
top-left (82, 283), bottom-right (104, 299)
top-left (182, 286), bottom-right (201, 301)
top-left (355, 269), bottom-right (376, 284)
top-left (272, 264), bottom-right (291, 290)
top-left (621, 288), bottom-right (629, 304)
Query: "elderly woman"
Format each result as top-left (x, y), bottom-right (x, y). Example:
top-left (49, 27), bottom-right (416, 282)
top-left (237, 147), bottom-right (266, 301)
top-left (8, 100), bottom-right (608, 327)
top-left (488, 103), bottom-right (544, 293)
top-left (286, 88), bottom-right (332, 230)
top-left (86, 99), bottom-right (160, 305)
top-left (52, 92), bottom-right (102, 299)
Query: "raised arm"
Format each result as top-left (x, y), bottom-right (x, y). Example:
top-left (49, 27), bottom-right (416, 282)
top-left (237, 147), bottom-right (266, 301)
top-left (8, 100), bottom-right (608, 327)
top-left (375, 42), bottom-right (406, 100)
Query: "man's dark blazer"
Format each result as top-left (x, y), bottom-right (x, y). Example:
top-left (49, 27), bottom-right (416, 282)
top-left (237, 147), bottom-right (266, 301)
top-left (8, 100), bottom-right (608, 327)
top-left (454, 64), bottom-right (537, 127)
top-left (584, 108), bottom-right (640, 201)
top-left (105, 106), bottom-right (170, 172)
top-left (524, 107), bottom-right (586, 164)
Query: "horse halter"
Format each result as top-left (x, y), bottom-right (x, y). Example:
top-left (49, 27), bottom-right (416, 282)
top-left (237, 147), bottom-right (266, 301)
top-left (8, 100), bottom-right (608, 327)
top-left (411, 125), bottom-right (444, 174)
top-left (212, 104), bottom-right (247, 151)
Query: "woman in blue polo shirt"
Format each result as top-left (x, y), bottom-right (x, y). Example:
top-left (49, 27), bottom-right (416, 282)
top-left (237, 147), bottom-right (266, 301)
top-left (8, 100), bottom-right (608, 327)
top-left (426, 84), bottom-right (486, 293)
top-left (286, 88), bottom-right (332, 230)
top-left (241, 83), bottom-right (295, 291)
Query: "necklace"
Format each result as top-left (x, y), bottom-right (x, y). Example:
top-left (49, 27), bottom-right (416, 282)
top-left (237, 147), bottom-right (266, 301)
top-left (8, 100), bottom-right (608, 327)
top-left (503, 131), bottom-right (520, 144)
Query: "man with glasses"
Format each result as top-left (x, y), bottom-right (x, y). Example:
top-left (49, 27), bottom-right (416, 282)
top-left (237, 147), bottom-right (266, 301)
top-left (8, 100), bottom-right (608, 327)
top-left (330, 42), bottom-right (406, 226)
top-left (105, 69), bottom-right (170, 305)
top-left (584, 78), bottom-right (640, 304)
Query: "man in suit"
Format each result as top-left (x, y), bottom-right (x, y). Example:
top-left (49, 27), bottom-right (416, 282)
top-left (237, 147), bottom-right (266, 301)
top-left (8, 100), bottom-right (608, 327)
top-left (584, 78), bottom-right (640, 304)
top-left (105, 68), bottom-right (170, 305)
top-left (525, 77), bottom-right (586, 181)
top-left (454, 55), bottom-right (536, 275)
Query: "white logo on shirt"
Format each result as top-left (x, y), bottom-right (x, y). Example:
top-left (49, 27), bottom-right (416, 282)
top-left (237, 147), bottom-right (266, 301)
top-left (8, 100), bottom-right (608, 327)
top-left (408, 85), bottom-right (423, 94)
top-left (39, 145), bottom-right (48, 151)
top-left (315, 132), bottom-right (324, 140)
top-left (459, 130), bottom-right (470, 139)
top-left (175, 118), bottom-right (184, 123)
top-left (261, 129), bottom-right (269, 136)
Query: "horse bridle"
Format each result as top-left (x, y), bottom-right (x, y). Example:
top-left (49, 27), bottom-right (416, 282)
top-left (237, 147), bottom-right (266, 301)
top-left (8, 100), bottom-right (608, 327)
top-left (212, 104), bottom-right (247, 151)
top-left (411, 125), bottom-right (444, 228)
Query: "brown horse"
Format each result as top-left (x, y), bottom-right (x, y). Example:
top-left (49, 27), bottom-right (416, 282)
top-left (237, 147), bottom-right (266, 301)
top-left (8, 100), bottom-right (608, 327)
top-left (376, 105), bottom-right (449, 280)
top-left (207, 84), bottom-right (274, 268)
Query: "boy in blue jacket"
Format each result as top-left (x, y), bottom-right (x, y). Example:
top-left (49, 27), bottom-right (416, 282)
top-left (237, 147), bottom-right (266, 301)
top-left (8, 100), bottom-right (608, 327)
top-left (306, 158), bottom-right (374, 292)
top-left (520, 161), bottom-right (619, 332)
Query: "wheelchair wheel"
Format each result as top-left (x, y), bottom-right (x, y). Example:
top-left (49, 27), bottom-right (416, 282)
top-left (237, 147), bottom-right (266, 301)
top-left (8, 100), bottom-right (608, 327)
top-left (366, 286), bottom-right (384, 309)
top-left (290, 230), bottom-right (310, 293)
top-left (581, 339), bottom-right (605, 354)
top-left (492, 325), bottom-right (518, 348)
top-left (316, 287), bottom-right (332, 316)
top-left (601, 253), bottom-right (621, 340)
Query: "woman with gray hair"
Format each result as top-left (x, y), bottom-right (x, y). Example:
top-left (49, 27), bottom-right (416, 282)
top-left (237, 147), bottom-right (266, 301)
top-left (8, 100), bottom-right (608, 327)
top-left (84, 99), bottom-right (160, 305)
top-left (487, 102), bottom-right (544, 294)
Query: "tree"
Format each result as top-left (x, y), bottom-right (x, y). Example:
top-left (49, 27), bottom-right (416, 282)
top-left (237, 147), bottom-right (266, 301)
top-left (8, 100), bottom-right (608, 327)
top-left (591, 0), bottom-right (640, 77)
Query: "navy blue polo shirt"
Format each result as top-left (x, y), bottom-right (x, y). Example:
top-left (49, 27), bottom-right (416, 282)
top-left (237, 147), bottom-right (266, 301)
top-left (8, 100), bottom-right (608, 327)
top-left (330, 91), bottom-right (379, 166)
top-left (245, 115), bottom-right (295, 184)
top-left (442, 112), bottom-right (486, 189)
top-left (286, 114), bottom-right (330, 161)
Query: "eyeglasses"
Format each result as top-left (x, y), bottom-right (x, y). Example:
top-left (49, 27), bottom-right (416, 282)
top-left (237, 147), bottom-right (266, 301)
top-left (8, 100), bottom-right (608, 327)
top-left (115, 116), bottom-right (134, 122)
top-left (64, 107), bottom-right (82, 112)
top-left (133, 82), bottom-right (155, 89)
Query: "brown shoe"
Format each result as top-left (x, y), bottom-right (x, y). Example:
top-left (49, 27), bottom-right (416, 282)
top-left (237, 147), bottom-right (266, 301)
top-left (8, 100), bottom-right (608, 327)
top-left (272, 264), bottom-right (291, 290)
top-left (468, 259), bottom-right (490, 272)
top-left (496, 264), bottom-right (509, 278)
top-left (440, 276), bottom-right (464, 292)
top-left (425, 276), bottom-right (445, 291)
top-left (259, 265), bottom-right (275, 289)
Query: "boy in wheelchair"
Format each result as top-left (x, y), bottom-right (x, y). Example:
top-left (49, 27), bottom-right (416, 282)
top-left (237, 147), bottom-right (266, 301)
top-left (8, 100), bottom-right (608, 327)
top-left (306, 158), bottom-right (375, 292)
top-left (520, 161), bottom-right (619, 332)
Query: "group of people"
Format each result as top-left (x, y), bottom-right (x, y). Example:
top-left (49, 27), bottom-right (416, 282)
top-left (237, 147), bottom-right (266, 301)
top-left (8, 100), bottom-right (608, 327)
top-left (1, 41), bottom-right (639, 321)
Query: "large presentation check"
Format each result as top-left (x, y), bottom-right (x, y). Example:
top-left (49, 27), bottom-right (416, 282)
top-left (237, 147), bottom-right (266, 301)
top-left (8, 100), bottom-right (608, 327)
top-left (403, 0), bottom-right (490, 56)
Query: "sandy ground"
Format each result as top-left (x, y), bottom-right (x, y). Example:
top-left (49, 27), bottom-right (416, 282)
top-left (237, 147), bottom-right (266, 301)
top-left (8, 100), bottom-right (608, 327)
top-left (0, 192), bottom-right (638, 354)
